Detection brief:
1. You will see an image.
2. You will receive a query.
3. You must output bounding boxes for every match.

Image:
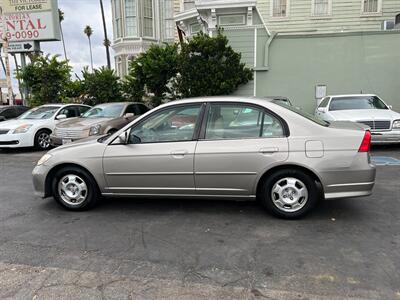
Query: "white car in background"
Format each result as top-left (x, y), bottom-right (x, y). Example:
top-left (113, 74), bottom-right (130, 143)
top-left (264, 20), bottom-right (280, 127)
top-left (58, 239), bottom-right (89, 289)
top-left (0, 104), bottom-right (91, 150)
top-left (315, 94), bottom-right (400, 144)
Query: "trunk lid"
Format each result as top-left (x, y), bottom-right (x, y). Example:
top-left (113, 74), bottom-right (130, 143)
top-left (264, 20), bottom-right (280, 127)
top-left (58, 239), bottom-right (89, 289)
top-left (328, 121), bottom-right (370, 131)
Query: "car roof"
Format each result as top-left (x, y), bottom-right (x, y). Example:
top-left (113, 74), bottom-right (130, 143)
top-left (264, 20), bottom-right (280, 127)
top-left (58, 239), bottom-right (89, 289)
top-left (40, 103), bottom-right (90, 108)
top-left (0, 105), bottom-right (29, 108)
top-left (159, 96), bottom-right (284, 109)
top-left (91, 102), bottom-right (143, 107)
top-left (327, 94), bottom-right (377, 98)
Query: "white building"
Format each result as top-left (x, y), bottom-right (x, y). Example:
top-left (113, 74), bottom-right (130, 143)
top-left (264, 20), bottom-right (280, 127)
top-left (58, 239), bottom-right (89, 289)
top-left (111, 0), bottom-right (180, 77)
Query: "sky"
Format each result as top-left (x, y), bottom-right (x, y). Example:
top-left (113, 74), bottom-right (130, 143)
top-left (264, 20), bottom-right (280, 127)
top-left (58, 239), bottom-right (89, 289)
top-left (41, 0), bottom-right (115, 78)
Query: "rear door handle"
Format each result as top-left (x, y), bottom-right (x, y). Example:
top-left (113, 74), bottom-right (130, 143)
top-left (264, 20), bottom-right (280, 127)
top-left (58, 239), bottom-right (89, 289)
top-left (259, 147), bottom-right (279, 154)
top-left (171, 150), bottom-right (188, 156)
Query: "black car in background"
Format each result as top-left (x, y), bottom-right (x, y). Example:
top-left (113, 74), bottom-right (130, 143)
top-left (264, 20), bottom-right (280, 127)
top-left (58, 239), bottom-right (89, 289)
top-left (0, 105), bottom-right (30, 122)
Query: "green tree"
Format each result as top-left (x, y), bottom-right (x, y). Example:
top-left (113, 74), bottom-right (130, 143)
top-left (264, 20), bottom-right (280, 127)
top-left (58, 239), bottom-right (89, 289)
top-left (123, 43), bottom-right (178, 106)
top-left (177, 31), bottom-right (253, 98)
top-left (64, 79), bottom-right (84, 102)
top-left (17, 55), bottom-right (72, 106)
top-left (84, 25), bottom-right (94, 71)
top-left (82, 66), bottom-right (122, 105)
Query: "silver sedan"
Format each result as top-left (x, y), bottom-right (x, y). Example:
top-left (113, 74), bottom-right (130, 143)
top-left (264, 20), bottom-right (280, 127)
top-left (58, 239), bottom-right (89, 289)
top-left (32, 97), bottom-right (376, 219)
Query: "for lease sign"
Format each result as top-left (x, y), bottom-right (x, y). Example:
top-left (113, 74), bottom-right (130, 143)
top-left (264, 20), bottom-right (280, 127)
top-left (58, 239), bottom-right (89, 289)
top-left (1, 0), bottom-right (52, 13)
top-left (0, 0), bottom-right (60, 41)
top-left (0, 11), bottom-right (57, 41)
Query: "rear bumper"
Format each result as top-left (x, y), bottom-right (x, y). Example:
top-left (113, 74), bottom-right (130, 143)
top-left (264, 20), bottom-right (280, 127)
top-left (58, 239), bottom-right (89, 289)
top-left (321, 153), bottom-right (376, 200)
top-left (371, 130), bottom-right (400, 144)
top-left (324, 182), bottom-right (374, 199)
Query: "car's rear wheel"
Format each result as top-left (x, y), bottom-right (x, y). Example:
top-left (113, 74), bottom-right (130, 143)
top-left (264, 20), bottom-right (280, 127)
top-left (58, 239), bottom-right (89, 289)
top-left (259, 169), bottom-right (319, 219)
top-left (34, 129), bottom-right (51, 150)
top-left (52, 167), bottom-right (100, 211)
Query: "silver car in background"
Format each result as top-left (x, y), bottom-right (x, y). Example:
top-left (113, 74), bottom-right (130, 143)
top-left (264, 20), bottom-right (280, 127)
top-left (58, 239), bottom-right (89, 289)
top-left (315, 94), bottom-right (400, 144)
top-left (51, 102), bottom-right (149, 146)
top-left (33, 97), bottom-right (375, 219)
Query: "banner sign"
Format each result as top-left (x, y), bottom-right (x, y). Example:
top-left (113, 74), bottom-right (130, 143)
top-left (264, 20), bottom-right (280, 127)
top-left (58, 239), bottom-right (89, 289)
top-left (0, 0), bottom-right (60, 41)
top-left (1, 0), bottom-right (52, 13)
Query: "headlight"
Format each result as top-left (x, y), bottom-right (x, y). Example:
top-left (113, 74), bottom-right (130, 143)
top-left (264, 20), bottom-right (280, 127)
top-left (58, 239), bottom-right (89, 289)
top-left (12, 124), bottom-right (33, 134)
top-left (37, 154), bottom-right (52, 166)
top-left (392, 120), bottom-right (400, 130)
top-left (89, 124), bottom-right (101, 136)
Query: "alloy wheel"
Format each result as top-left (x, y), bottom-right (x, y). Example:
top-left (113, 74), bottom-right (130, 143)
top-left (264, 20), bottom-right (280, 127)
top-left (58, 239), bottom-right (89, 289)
top-left (58, 175), bottom-right (88, 206)
top-left (271, 177), bottom-right (309, 213)
top-left (38, 132), bottom-right (51, 149)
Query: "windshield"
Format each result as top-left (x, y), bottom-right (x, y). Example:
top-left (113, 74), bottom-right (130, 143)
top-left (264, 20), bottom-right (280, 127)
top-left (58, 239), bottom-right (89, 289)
top-left (275, 102), bottom-right (329, 127)
top-left (18, 106), bottom-right (59, 120)
top-left (82, 104), bottom-right (125, 119)
top-left (329, 96), bottom-right (388, 111)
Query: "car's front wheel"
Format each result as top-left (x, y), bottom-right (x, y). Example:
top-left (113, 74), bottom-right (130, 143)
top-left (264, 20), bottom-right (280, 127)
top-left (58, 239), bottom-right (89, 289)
top-left (259, 169), bottom-right (319, 219)
top-left (52, 167), bottom-right (100, 211)
top-left (34, 129), bottom-right (52, 150)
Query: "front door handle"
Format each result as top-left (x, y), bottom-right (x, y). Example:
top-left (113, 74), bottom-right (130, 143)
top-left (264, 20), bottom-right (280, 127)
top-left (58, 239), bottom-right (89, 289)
top-left (259, 147), bottom-right (279, 154)
top-left (171, 150), bottom-right (188, 156)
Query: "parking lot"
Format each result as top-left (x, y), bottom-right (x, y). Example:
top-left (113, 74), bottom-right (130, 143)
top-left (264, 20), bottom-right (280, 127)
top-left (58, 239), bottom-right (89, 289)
top-left (0, 147), bottom-right (399, 299)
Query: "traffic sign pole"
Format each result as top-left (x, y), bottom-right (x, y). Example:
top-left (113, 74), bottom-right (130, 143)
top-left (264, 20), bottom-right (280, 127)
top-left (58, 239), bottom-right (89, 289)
top-left (2, 38), bottom-right (15, 106)
top-left (20, 53), bottom-right (29, 106)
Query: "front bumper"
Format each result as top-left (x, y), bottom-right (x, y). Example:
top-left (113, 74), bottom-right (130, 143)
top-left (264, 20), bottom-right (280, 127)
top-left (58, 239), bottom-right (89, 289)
top-left (32, 164), bottom-right (51, 198)
top-left (371, 130), bottom-right (400, 144)
top-left (0, 133), bottom-right (32, 148)
top-left (50, 135), bottom-right (84, 147)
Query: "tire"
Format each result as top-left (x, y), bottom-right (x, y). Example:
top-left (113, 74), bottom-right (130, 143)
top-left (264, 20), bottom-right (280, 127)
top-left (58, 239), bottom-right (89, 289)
top-left (34, 129), bottom-right (52, 151)
top-left (258, 169), bottom-right (319, 219)
top-left (52, 166), bottom-right (100, 211)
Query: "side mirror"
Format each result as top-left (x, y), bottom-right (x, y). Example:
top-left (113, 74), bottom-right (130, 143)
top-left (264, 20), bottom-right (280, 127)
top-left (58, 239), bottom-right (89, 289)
top-left (56, 114), bottom-right (67, 120)
top-left (317, 107), bottom-right (327, 113)
top-left (124, 113), bottom-right (134, 119)
top-left (118, 131), bottom-right (129, 145)
top-left (389, 105), bottom-right (393, 110)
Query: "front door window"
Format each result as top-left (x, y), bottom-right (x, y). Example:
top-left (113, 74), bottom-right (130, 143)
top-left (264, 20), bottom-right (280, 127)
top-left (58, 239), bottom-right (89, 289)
top-left (129, 105), bottom-right (202, 144)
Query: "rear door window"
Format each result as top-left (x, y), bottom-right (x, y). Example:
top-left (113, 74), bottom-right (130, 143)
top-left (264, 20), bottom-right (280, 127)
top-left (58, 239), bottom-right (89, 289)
top-left (205, 104), bottom-right (284, 140)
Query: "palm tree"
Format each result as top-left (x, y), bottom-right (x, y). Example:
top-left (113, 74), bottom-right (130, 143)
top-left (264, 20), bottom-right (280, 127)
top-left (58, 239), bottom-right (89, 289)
top-left (58, 9), bottom-right (68, 61)
top-left (99, 0), bottom-right (111, 69)
top-left (84, 25), bottom-right (94, 72)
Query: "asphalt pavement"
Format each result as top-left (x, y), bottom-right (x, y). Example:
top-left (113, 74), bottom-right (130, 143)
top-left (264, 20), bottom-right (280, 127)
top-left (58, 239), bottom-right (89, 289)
top-left (0, 146), bottom-right (399, 299)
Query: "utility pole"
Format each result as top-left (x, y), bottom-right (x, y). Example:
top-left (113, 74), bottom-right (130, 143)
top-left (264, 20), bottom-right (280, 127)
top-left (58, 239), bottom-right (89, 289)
top-left (2, 38), bottom-right (14, 105)
top-left (99, 0), bottom-right (111, 69)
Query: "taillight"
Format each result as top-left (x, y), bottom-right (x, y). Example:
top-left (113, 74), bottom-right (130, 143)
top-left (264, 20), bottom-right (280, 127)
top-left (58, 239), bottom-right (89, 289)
top-left (358, 130), bottom-right (371, 152)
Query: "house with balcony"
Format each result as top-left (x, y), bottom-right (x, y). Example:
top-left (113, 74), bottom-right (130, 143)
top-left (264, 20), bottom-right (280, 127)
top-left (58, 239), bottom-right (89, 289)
top-left (175, 0), bottom-right (400, 112)
top-left (111, 0), bottom-right (180, 77)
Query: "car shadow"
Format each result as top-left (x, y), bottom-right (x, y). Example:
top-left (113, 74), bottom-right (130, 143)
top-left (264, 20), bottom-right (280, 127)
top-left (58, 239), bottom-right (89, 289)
top-left (41, 196), bottom-right (366, 222)
top-left (0, 147), bottom-right (46, 154)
